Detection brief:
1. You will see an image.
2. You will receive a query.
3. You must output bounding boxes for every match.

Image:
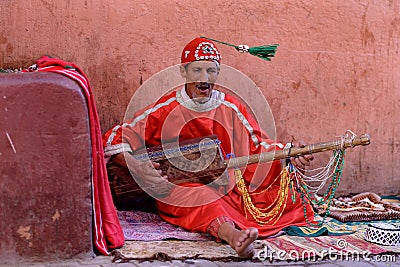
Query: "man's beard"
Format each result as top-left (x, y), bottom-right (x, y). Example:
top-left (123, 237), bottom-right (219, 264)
top-left (190, 83), bottom-right (213, 104)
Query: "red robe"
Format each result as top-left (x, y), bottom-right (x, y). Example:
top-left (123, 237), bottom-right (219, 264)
top-left (103, 87), bottom-right (314, 237)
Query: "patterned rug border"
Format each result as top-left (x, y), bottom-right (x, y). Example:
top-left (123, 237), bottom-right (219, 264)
top-left (111, 235), bottom-right (400, 263)
top-left (111, 240), bottom-right (244, 263)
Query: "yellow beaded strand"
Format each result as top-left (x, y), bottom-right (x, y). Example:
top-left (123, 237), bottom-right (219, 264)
top-left (234, 167), bottom-right (292, 225)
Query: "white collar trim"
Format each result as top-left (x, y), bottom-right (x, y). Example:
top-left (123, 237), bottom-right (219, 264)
top-left (176, 86), bottom-right (225, 112)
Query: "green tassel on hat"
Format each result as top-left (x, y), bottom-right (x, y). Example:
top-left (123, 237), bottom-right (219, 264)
top-left (201, 36), bottom-right (279, 61)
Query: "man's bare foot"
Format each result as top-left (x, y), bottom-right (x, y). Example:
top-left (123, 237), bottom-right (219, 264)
top-left (218, 222), bottom-right (259, 258)
top-left (231, 227), bottom-right (258, 258)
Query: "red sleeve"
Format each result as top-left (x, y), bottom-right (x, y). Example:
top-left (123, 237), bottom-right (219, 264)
top-left (102, 92), bottom-right (178, 158)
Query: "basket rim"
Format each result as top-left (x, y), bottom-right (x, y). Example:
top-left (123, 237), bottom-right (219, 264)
top-left (367, 223), bottom-right (400, 232)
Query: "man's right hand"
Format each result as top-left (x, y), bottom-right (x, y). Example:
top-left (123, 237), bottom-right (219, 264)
top-left (113, 152), bottom-right (172, 197)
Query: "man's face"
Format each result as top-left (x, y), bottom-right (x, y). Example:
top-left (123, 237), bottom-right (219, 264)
top-left (181, 60), bottom-right (220, 104)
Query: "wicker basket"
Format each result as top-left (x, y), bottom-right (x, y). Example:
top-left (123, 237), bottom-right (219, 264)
top-left (364, 222), bottom-right (400, 246)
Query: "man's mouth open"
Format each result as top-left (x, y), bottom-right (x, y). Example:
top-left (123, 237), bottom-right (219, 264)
top-left (195, 83), bottom-right (212, 95)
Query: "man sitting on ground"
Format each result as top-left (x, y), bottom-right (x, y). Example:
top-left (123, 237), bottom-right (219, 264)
top-left (103, 37), bottom-right (314, 258)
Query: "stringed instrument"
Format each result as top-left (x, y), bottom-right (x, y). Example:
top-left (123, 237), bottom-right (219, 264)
top-left (107, 132), bottom-right (370, 203)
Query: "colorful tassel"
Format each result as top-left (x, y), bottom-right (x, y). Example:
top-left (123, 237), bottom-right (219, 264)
top-left (200, 36), bottom-right (279, 61)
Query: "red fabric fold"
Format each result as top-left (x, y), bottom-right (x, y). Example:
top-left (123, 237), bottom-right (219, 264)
top-left (24, 56), bottom-right (124, 255)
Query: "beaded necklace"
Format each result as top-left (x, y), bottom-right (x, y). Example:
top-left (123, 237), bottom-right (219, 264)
top-left (234, 149), bottom-right (345, 227)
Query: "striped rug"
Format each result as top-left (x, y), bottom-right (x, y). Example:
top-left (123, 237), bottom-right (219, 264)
top-left (112, 232), bottom-right (400, 262)
top-left (114, 209), bottom-right (400, 262)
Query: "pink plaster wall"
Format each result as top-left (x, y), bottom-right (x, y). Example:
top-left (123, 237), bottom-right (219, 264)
top-left (1, 0), bottom-right (399, 196)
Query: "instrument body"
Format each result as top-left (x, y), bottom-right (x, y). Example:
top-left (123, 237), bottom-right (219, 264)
top-left (132, 135), bottom-right (228, 186)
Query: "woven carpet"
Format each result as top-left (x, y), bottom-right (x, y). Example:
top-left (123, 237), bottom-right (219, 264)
top-left (111, 231), bottom-right (400, 262)
top-left (113, 194), bottom-right (400, 262)
top-left (324, 192), bottom-right (400, 222)
top-left (117, 210), bottom-right (211, 241)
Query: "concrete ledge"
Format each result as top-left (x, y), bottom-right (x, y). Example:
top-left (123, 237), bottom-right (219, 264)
top-left (0, 72), bottom-right (93, 264)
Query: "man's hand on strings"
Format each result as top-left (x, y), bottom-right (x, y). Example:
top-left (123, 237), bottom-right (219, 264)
top-left (290, 140), bottom-right (314, 169)
top-left (118, 152), bottom-right (172, 197)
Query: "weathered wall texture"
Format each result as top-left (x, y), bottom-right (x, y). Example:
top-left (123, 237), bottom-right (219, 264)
top-left (1, 0), bottom-right (399, 196)
top-left (0, 73), bottom-right (93, 263)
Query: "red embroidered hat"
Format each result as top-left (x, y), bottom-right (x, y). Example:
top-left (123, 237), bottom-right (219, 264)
top-left (181, 37), bottom-right (222, 64)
